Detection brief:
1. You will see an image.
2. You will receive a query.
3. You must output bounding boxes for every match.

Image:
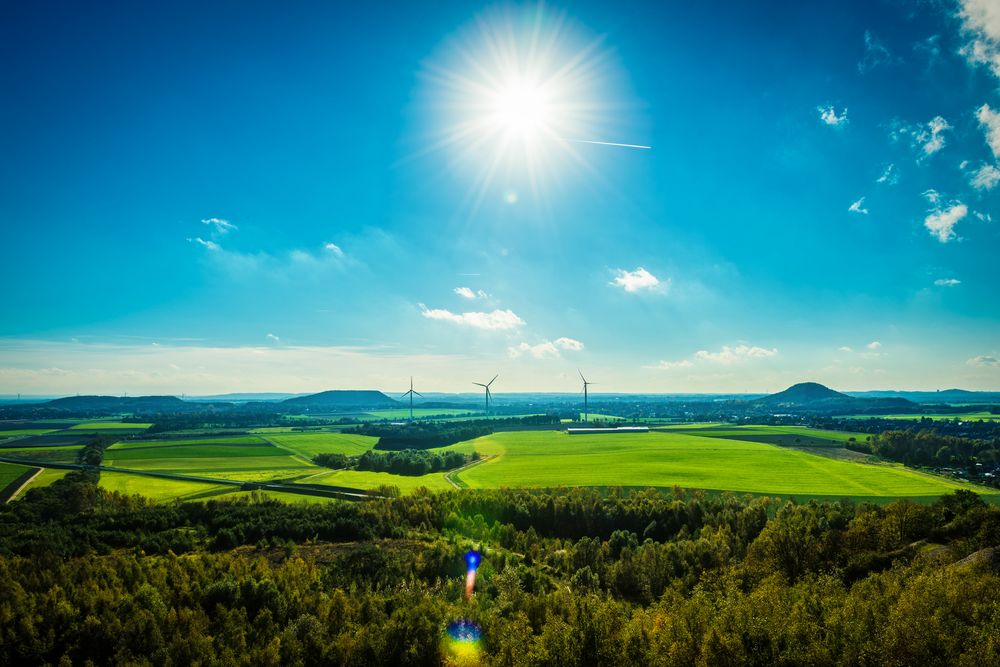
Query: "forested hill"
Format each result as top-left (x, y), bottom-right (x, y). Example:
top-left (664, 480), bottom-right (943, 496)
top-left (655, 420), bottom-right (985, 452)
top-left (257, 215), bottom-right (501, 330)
top-left (1, 473), bottom-right (999, 665)
top-left (757, 382), bottom-right (916, 412)
top-left (43, 395), bottom-right (194, 411)
top-left (282, 389), bottom-right (398, 409)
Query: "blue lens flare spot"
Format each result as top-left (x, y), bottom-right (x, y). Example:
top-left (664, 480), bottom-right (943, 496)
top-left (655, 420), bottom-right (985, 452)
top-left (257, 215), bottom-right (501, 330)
top-left (447, 619), bottom-right (482, 643)
top-left (465, 550), bottom-right (481, 570)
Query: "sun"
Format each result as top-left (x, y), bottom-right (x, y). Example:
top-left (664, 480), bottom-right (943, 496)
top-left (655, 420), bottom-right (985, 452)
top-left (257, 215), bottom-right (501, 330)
top-left (491, 79), bottom-right (550, 137)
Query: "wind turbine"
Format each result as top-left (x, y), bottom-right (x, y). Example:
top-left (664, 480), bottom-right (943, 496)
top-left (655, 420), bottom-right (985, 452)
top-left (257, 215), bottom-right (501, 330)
top-left (579, 370), bottom-right (594, 423)
top-left (473, 374), bottom-right (498, 416)
top-left (401, 377), bottom-right (423, 421)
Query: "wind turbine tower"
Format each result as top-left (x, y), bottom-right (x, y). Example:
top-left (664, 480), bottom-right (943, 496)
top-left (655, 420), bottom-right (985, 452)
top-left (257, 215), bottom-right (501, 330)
top-left (473, 374), bottom-right (498, 416)
top-left (401, 377), bottom-right (423, 421)
top-left (579, 370), bottom-right (594, 423)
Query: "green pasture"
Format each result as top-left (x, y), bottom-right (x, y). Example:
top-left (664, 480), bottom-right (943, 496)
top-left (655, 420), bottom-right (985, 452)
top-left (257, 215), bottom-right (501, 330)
top-left (664, 424), bottom-right (870, 447)
top-left (839, 412), bottom-right (1000, 422)
top-left (443, 429), bottom-right (994, 498)
top-left (364, 408), bottom-right (477, 419)
top-left (302, 468), bottom-right (453, 492)
top-left (0, 461), bottom-right (33, 493)
top-left (21, 468), bottom-right (70, 493)
top-left (98, 472), bottom-right (234, 502)
top-left (0, 445), bottom-right (82, 464)
top-left (0, 429), bottom-right (58, 438)
top-left (70, 421), bottom-right (152, 430)
top-left (265, 432), bottom-right (378, 459)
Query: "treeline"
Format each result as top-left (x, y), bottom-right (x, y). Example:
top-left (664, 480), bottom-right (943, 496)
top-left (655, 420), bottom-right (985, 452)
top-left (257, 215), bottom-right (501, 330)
top-left (3, 476), bottom-right (1000, 665)
top-left (314, 449), bottom-right (477, 476)
top-left (846, 428), bottom-right (1000, 471)
top-left (351, 415), bottom-right (560, 451)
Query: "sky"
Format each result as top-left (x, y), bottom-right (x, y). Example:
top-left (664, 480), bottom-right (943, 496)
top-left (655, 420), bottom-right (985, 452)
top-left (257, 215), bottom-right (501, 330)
top-left (1, 0), bottom-right (999, 395)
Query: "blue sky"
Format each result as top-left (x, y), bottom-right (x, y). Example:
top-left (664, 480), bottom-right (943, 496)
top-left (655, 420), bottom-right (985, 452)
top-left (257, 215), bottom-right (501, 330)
top-left (1, 0), bottom-right (999, 394)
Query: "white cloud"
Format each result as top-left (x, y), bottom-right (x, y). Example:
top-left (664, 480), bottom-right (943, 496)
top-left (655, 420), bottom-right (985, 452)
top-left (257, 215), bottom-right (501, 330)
top-left (839, 346), bottom-right (853, 353)
top-left (202, 217), bottom-right (237, 234)
top-left (647, 359), bottom-right (694, 371)
top-left (454, 287), bottom-right (476, 299)
top-left (858, 30), bottom-right (896, 73)
top-left (867, 341), bottom-right (882, 350)
top-left (976, 104), bottom-right (1000, 159)
top-left (554, 337), bottom-right (584, 351)
top-left (967, 354), bottom-right (1000, 367)
top-left (876, 163), bottom-right (898, 185)
top-left (188, 237), bottom-right (220, 251)
top-left (610, 267), bottom-right (663, 293)
top-left (818, 105), bottom-right (848, 126)
top-left (507, 341), bottom-right (560, 359)
top-left (420, 305), bottom-right (524, 330)
top-left (958, 0), bottom-right (1000, 79)
top-left (892, 117), bottom-right (951, 157)
top-left (917, 116), bottom-right (951, 156)
top-left (266, 333), bottom-right (280, 343)
top-left (922, 189), bottom-right (941, 204)
top-left (924, 202), bottom-right (968, 243)
top-left (934, 278), bottom-right (961, 286)
top-left (695, 345), bottom-right (778, 365)
top-left (848, 197), bottom-right (869, 214)
top-left (324, 242), bottom-right (344, 257)
top-left (970, 163), bottom-right (1000, 190)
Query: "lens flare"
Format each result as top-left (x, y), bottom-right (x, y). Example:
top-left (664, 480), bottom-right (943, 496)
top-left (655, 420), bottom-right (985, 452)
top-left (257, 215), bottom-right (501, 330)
top-left (444, 620), bottom-right (483, 666)
top-left (464, 550), bottom-right (481, 601)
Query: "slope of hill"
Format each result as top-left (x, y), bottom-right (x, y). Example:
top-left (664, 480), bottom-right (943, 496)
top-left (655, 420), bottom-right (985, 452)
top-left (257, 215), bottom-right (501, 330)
top-left (43, 395), bottom-right (193, 412)
top-left (756, 382), bottom-right (916, 412)
top-left (282, 390), bottom-right (399, 410)
top-left (757, 382), bottom-right (848, 404)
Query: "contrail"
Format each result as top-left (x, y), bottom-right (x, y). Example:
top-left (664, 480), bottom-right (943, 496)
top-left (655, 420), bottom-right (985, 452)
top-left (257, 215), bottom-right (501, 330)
top-left (562, 138), bottom-right (651, 150)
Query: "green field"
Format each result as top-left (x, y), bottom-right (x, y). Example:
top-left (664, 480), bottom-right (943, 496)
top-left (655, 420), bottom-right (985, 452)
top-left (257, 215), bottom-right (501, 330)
top-left (301, 468), bottom-right (453, 492)
top-left (21, 468), bottom-right (70, 492)
top-left (0, 445), bottom-right (83, 463)
top-left (104, 436), bottom-right (315, 482)
top-left (0, 461), bottom-right (33, 493)
top-left (442, 429), bottom-right (993, 499)
top-left (840, 412), bottom-right (1000, 422)
top-left (363, 408), bottom-right (477, 419)
top-left (98, 471), bottom-right (234, 501)
top-left (0, 429), bottom-right (58, 438)
top-left (663, 424), bottom-right (870, 447)
top-left (265, 432), bottom-right (378, 458)
top-left (70, 421), bottom-right (152, 430)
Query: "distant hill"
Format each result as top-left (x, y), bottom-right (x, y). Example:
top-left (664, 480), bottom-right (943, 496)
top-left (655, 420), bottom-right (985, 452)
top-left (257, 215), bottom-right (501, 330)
top-left (846, 389), bottom-right (1000, 404)
top-left (282, 390), bottom-right (399, 410)
top-left (756, 382), bottom-right (915, 412)
top-left (43, 395), bottom-right (192, 412)
top-left (758, 382), bottom-right (848, 405)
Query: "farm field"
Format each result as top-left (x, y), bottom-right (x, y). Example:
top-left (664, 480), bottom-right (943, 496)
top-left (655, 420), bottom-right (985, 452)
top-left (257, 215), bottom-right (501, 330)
top-left (0, 429), bottom-right (58, 438)
top-left (98, 471), bottom-right (235, 501)
top-left (663, 424), bottom-right (870, 447)
top-left (70, 421), bottom-right (152, 430)
top-left (443, 429), bottom-right (994, 499)
top-left (0, 461), bottom-right (33, 493)
top-left (0, 445), bottom-right (83, 463)
top-left (299, 468), bottom-right (453, 492)
top-left (839, 412), bottom-right (1000, 421)
top-left (19, 468), bottom-right (70, 493)
top-left (264, 432), bottom-right (378, 459)
top-left (363, 408), bottom-right (477, 419)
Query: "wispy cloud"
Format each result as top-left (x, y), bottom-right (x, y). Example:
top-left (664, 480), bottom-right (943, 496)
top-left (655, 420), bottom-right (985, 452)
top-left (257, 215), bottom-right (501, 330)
top-left (508, 337), bottom-right (584, 359)
top-left (818, 105), bottom-right (848, 127)
top-left (610, 267), bottom-right (664, 293)
top-left (202, 217), bottom-right (237, 234)
top-left (420, 305), bottom-right (524, 330)
top-left (967, 354), bottom-right (1000, 367)
top-left (453, 286), bottom-right (489, 300)
top-left (976, 104), bottom-right (1000, 159)
top-left (188, 237), bottom-right (220, 251)
top-left (324, 242), bottom-right (344, 257)
top-left (266, 333), bottom-right (280, 343)
top-left (838, 346), bottom-right (853, 353)
top-left (876, 163), bottom-right (898, 185)
top-left (848, 197), bottom-right (869, 214)
top-left (867, 341), bottom-right (882, 350)
top-left (891, 116), bottom-right (952, 157)
top-left (957, 0), bottom-right (1000, 79)
top-left (934, 278), bottom-right (961, 286)
top-left (554, 337), bottom-right (584, 351)
top-left (970, 163), bottom-right (1000, 190)
top-left (646, 359), bottom-right (694, 371)
top-left (858, 30), bottom-right (897, 73)
top-left (695, 345), bottom-right (778, 364)
top-left (924, 202), bottom-right (968, 243)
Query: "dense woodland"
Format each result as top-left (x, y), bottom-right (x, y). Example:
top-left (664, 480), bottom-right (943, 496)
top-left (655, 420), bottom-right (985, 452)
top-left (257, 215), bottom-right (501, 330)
top-left (2, 472), bottom-right (999, 666)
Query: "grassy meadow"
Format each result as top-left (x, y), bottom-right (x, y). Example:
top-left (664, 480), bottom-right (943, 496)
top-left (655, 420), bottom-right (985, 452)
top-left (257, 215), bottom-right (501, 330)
top-left (442, 429), bottom-right (993, 499)
top-left (839, 412), bottom-right (1000, 422)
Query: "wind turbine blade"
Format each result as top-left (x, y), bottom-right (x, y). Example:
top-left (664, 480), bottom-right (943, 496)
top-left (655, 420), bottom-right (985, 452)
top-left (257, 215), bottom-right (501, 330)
top-left (414, 391), bottom-right (424, 397)
top-left (487, 374), bottom-right (498, 387)
top-left (473, 383), bottom-right (486, 388)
